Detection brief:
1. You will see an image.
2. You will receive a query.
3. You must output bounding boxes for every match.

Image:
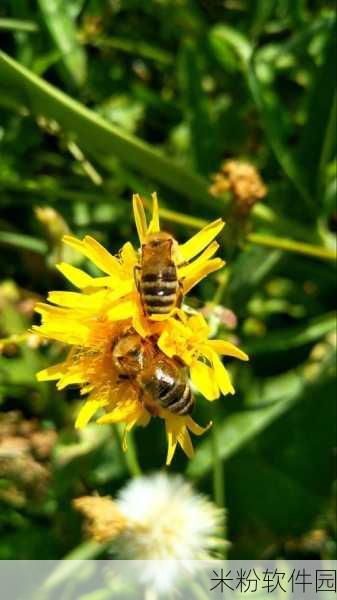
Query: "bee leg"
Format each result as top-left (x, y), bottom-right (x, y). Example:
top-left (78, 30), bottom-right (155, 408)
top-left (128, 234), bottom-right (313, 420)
top-left (134, 264), bottom-right (148, 315)
top-left (141, 390), bottom-right (160, 417)
top-left (176, 281), bottom-right (184, 308)
top-left (176, 258), bottom-right (190, 268)
top-left (133, 265), bottom-right (141, 292)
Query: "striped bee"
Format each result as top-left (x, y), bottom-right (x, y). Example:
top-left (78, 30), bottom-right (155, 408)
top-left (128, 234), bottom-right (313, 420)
top-left (112, 330), bottom-right (194, 416)
top-left (134, 232), bottom-right (183, 317)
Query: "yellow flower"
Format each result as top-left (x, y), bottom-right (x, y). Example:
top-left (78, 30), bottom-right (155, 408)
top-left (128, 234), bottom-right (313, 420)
top-left (133, 193), bottom-right (225, 303)
top-left (34, 193), bottom-right (247, 464)
top-left (158, 312), bottom-right (248, 401)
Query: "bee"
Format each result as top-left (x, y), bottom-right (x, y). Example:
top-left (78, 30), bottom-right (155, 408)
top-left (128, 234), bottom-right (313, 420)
top-left (112, 330), bottom-right (194, 416)
top-left (134, 232), bottom-right (183, 317)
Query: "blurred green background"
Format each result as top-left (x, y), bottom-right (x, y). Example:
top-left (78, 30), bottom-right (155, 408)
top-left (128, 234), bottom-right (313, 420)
top-left (0, 0), bottom-right (336, 561)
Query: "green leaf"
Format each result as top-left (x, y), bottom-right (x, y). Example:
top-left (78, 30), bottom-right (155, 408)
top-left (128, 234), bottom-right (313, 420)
top-left (227, 375), bottom-right (336, 549)
top-left (179, 40), bottom-right (215, 174)
top-left (245, 312), bottom-right (337, 355)
top-left (298, 23), bottom-right (337, 192)
top-left (94, 36), bottom-right (173, 65)
top-left (37, 0), bottom-right (87, 88)
top-left (0, 50), bottom-right (209, 204)
top-left (187, 348), bottom-right (335, 479)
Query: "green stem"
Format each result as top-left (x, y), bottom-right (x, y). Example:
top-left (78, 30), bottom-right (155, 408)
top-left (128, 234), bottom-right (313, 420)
top-left (211, 423), bottom-right (225, 508)
top-left (317, 89), bottom-right (337, 196)
top-left (247, 232), bottom-right (336, 262)
top-left (211, 422), bottom-right (227, 558)
top-left (93, 37), bottom-right (173, 65)
top-left (0, 18), bottom-right (38, 32)
top-left (212, 271), bottom-right (229, 306)
top-left (3, 179), bottom-right (334, 262)
top-left (0, 231), bottom-right (48, 254)
top-left (159, 207), bottom-right (336, 263)
top-left (159, 207), bottom-right (210, 230)
top-left (116, 425), bottom-right (142, 478)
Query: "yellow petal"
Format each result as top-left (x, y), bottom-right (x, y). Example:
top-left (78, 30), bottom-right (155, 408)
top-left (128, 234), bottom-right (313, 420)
top-left (120, 241), bottom-right (138, 269)
top-left (132, 194), bottom-right (148, 243)
top-left (132, 300), bottom-right (155, 337)
top-left (186, 416), bottom-right (212, 436)
top-left (75, 400), bottom-right (104, 429)
top-left (97, 400), bottom-right (142, 425)
top-left (32, 320), bottom-right (89, 346)
top-left (208, 339), bottom-right (249, 361)
top-left (157, 320), bottom-right (189, 360)
top-left (57, 372), bottom-right (85, 390)
top-left (164, 412), bottom-right (208, 465)
top-left (122, 411), bottom-right (147, 451)
top-left (166, 430), bottom-right (177, 466)
top-left (157, 329), bottom-right (175, 357)
top-left (36, 362), bottom-right (67, 382)
top-left (176, 426), bottom-right (194, 460)
top-left (182, 258), bottom-right (224, 294)
top-left (166, 432), bottom-right (177, 467)
top-left (32, 303), bottom-right (89, 346)
top-left (178, 241), bottom-right (220, 278)
top-left (211, 350), bottom-right (235, 395)
top-left (179, 218), bottom-right (225, 261)
top-left (148, 312), bottom-right (174, 322)
top-left (56, 263), bottom-right (95, 288)
top-left (48, 290), bottom-right (108, 311)
top-left (63, 235), bottom-right (121, 277)
top-left (147, 192), bottom-right (160, 233)
top-left (57, 263), bottom-right (119, 290)
top-left (34, 302), bottom-right (70, 318)
top-left (107, 299), bottom-right (134, 321)
top-left (190, 360), bottom-right (219, 401)
top-left (188, 313), bottom-right (210, 336)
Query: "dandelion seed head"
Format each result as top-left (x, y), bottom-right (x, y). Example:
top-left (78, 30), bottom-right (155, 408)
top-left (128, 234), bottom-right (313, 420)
top-left (115, 473), bottom-right (224, 561)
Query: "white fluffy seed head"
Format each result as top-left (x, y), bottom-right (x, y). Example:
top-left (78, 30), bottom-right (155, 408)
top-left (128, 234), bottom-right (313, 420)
top-left (115, 472), bottom-right (224, 562)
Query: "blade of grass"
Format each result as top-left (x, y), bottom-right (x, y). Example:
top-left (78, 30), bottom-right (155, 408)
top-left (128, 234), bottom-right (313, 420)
top-left (0, 18), bottom-right (38, 32)
top-left (298, 24), bottom-right (337, 192)
top-left (37, 0), bottom-right (87, 88)
top-left (317, 89), bottom-right (337, 196)
top-left (93, 36), bottom-right (173, 65)
top-left (0, 231), bottom-right (47, 254)
top-left (179, 40), bottom-right (215, 174)
top-left (0, 50), bottom-right (210, 204)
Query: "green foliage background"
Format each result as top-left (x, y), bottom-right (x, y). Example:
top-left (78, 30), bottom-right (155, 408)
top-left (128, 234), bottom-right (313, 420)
top-left (0, 0), bottom-right (336, 561)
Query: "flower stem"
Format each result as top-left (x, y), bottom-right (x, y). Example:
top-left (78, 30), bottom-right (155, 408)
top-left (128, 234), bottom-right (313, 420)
top-left (116, 425), bottom-right (142, 477)
top-left (247, 232), bottom-right (336, 262)
top-left (158, 207), bottom-right (336, 263)
top-left (211, 421), bottom-right (227, 558)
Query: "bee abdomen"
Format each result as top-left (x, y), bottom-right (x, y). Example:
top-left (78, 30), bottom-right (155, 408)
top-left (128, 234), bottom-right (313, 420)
top-left (141, 266), bottom-right (178, 315)
top-left (168, 383), bottom-right (194, 415)
top-left (158, 379), bottom-right (194, 416)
